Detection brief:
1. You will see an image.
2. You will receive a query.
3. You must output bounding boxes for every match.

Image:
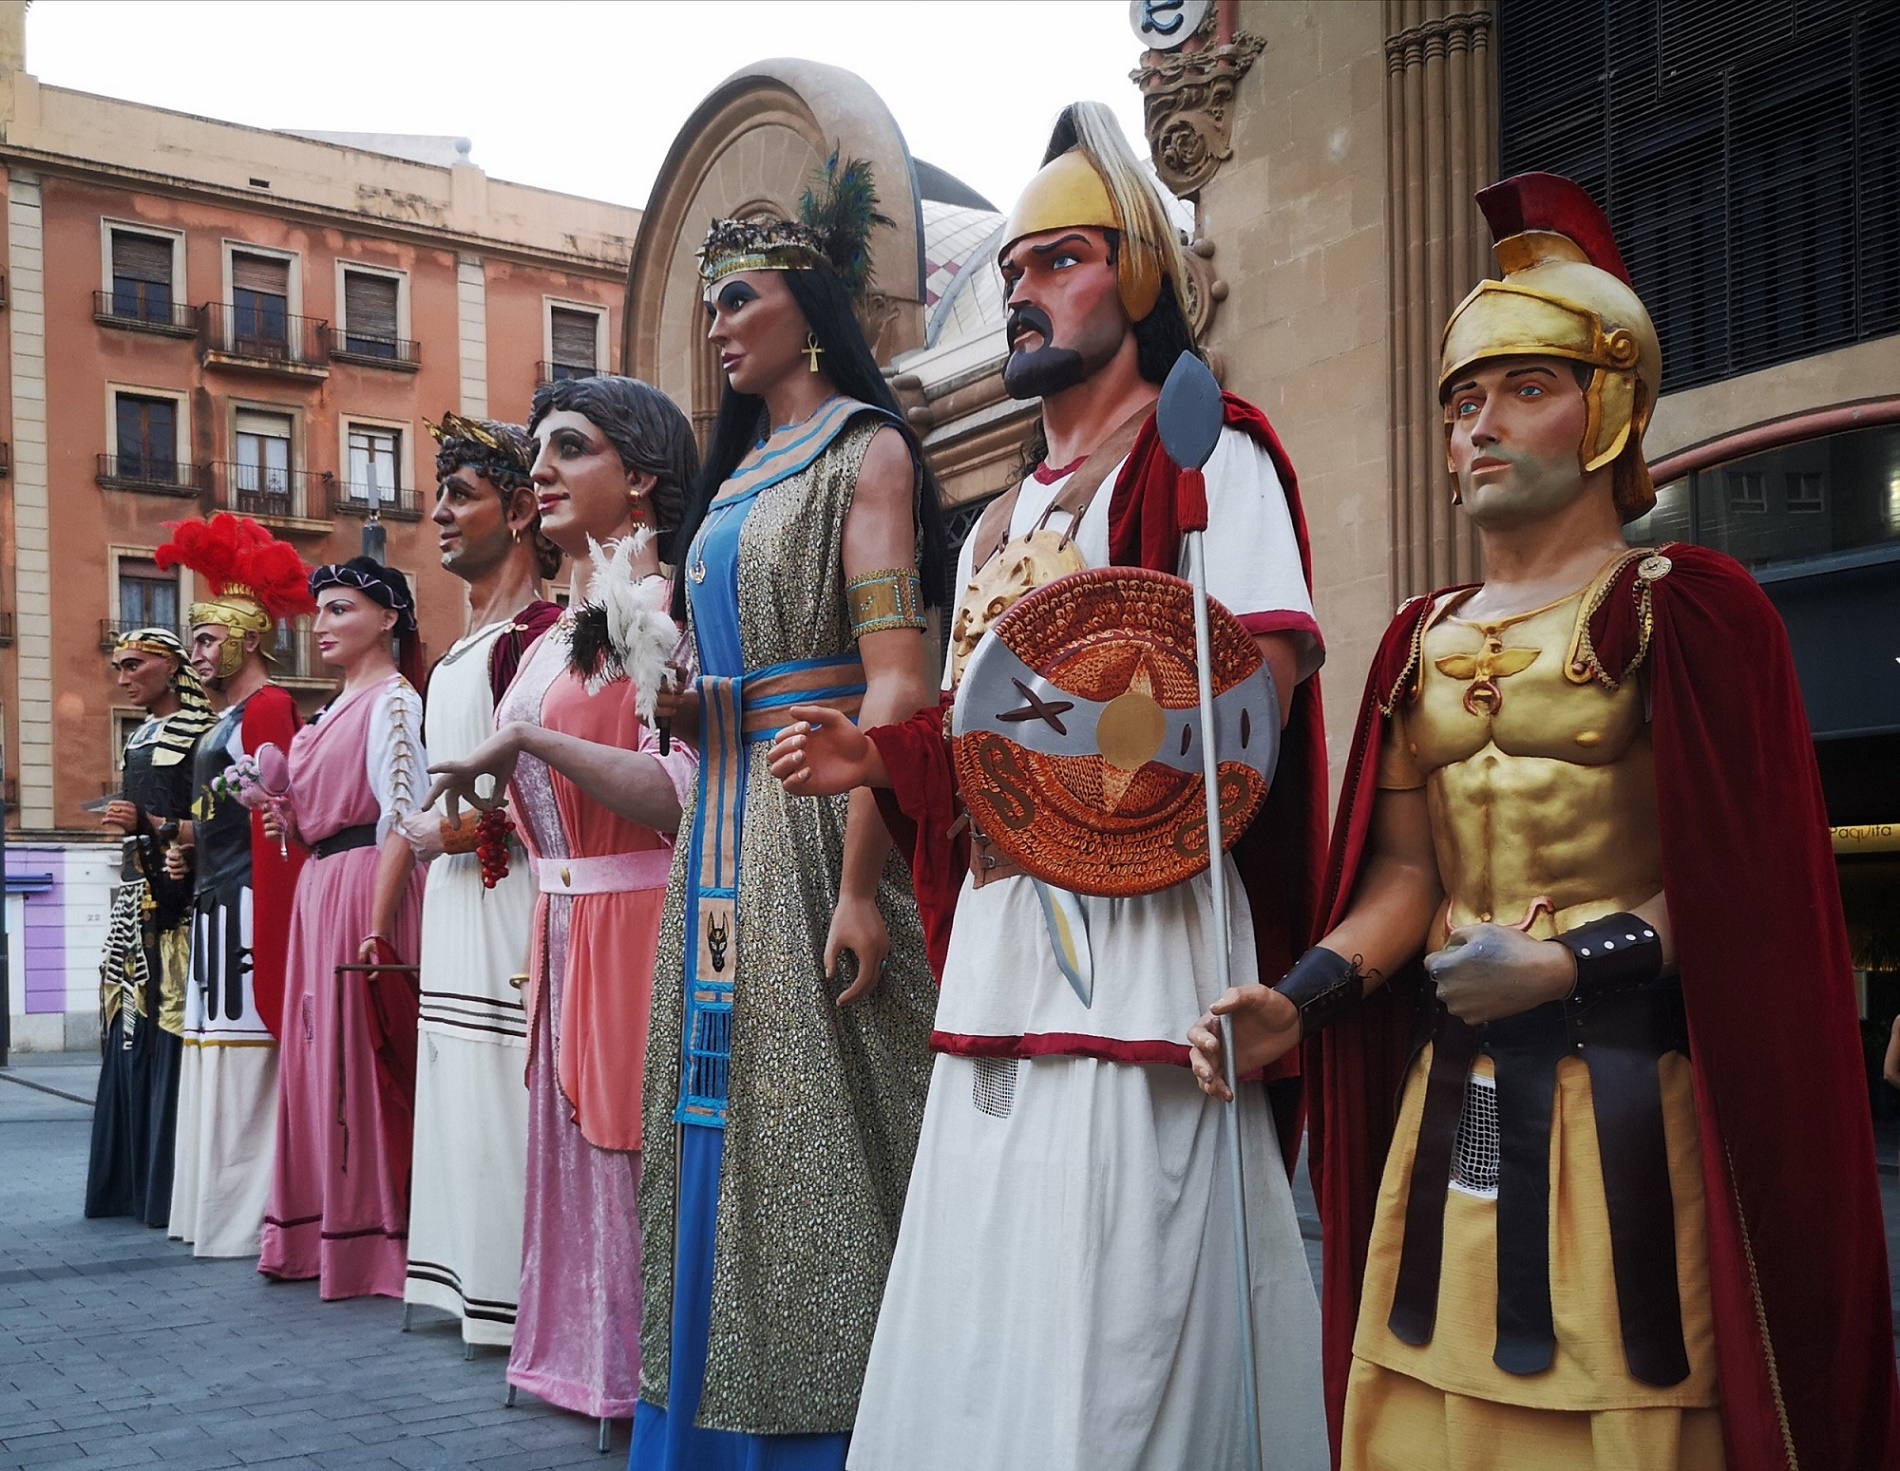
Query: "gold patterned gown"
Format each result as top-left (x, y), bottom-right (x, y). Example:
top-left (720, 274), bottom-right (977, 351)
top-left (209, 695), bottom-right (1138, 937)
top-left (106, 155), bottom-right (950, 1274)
top-left (1343, 554), bottom-right (1723, 1470)
top-left (636, 400), bottom-right (937, 1450)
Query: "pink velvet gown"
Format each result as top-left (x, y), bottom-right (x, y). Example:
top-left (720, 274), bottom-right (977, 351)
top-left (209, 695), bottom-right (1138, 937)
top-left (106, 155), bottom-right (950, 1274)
top-left (499, 629), bottom-right (695, 1419)
top-left (259, 675), bottom-right (427, 1300)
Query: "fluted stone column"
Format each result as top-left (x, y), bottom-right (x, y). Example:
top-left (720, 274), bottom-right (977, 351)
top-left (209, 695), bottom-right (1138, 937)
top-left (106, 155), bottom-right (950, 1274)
top-left (1384, 2), bottom-right (1496, 599)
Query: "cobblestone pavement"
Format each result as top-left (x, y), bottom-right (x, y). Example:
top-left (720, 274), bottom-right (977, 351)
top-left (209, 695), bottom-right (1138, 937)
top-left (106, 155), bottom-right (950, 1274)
top-left (0, 1054), bottom-right (621, 1471)
top-left (4, 1051), bottom-right (1897, 1470)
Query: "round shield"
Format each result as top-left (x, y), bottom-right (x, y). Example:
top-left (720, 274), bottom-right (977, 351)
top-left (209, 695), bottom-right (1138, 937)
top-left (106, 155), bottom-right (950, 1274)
top-left (951, 566), bottom-right (1279, 898)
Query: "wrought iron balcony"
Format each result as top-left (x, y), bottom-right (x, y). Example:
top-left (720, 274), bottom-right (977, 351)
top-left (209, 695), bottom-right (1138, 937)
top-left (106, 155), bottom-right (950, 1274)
top-left (328, 478), bottom-right (422, 521)
top-left (93, 289), bottom-right (197, 336)
top-left (536, 360), bottom-right (600, 387)
top-left (332, 333), bottom-right (421, 371)
top-left (208, 462), bottom-right (331, 526)
top-left (197, 303), bottom-right (330, 375)
top-left (266, 621), bottom-right (334, 685)
top-left (96, 453), bottom-right (207, 498)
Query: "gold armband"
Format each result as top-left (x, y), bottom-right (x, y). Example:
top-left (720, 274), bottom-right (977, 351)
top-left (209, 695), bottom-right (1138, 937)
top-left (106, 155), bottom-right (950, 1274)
top-left (846, 568), bottom-right (926, 638)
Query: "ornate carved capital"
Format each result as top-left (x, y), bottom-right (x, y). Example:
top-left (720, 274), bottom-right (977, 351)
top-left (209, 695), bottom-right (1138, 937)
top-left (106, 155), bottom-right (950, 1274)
top-left (1132, 16), bottom-right (1267, 200)
top-left (1384, 10), bottom-right (1492, 73)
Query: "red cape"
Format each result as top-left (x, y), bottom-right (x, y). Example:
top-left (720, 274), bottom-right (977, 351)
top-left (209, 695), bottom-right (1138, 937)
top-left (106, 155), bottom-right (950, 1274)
top-left (1308, 544), bottom-right (1900, 1469)
top-left (870, 393), bottom-right (1328, 1140)
top-left (242, 683), bottom-right (307, 1040)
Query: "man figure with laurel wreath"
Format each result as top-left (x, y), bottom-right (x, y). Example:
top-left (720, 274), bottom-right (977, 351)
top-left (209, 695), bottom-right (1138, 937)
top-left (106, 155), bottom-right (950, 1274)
top-left (155, 514), bottom-right (313, 1257)
top-left (396, 415), bottom-right (561, 1351)
top-left (768, 102), bottom-right (1329, 1470)
top-left (1189, 174), bottom-right (1900, 1471)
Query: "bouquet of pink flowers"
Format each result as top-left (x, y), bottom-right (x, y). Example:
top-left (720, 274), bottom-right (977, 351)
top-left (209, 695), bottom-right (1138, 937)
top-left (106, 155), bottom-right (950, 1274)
top-left (216, 743), bottom-right (293, 857)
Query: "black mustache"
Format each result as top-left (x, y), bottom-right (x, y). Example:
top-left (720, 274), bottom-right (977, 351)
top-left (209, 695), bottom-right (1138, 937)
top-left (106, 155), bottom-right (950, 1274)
top-left (1006, 305), bottom-right (1055, 350)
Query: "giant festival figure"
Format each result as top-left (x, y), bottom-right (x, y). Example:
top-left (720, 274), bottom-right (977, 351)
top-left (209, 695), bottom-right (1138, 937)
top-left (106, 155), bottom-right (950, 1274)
top-left (86, 629), bottom-right (216, 1227)
top-left (258, 559), bottom-right (427, 1300)
top-left (1189, 174), bottom-right (1900, 1470)
top-left (398, 415), bottom-right (562, 1350)
top-left (630, 157), bottom-right (943, 1470)
top-left (424, 376), bottom-right (700, 1431)
top-left (770, 103), bottom-right (1331, 1469)
top-left (156, 514), bottom-right (314, 1258)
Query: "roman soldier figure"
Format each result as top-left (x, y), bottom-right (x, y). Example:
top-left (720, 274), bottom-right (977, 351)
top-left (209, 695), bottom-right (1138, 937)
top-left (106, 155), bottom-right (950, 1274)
top-left (156, 513), bottom-right (313, 1256)
top-left (1189, 174), bottom-right (1900, 1470)
top-left (770, 102), bottom-right (1330, 1469)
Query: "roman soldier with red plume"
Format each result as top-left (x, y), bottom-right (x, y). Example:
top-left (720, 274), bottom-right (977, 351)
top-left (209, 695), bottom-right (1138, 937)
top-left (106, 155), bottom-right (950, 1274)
top-left (155, 512), bottom-right (314, 1258)
top-left (1189, 174), bottom-right (1900, 1470)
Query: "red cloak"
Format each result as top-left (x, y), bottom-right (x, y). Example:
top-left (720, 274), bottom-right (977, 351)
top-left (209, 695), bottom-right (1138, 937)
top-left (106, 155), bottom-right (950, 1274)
top-left (1308, 544), bottom-right (1900, 1469)
top-left (869, 393), bottom-right (1328, 1107)
top-left (242, 683), bottom-right (306, 1040)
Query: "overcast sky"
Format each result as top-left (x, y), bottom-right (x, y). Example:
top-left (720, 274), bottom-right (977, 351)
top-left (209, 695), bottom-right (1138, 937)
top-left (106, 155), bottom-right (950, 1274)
top-left (25, 1), bottom-right (1155, 213)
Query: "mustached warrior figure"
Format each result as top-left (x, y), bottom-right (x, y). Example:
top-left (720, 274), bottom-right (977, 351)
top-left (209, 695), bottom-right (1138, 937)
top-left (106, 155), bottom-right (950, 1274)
top-left (771, 103), bottom-right (1331, 1470)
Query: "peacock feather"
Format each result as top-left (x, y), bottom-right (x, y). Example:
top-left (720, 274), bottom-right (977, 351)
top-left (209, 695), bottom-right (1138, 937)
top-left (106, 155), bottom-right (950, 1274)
top-left (798, 151), bottom-right (892, 299)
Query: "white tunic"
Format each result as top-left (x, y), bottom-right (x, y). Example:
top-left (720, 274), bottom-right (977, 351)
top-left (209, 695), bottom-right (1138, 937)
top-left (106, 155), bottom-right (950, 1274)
top-left (850, 424), bottom-right (1329, 1470)
top-left (402, 618), bottom-right (538, 1346)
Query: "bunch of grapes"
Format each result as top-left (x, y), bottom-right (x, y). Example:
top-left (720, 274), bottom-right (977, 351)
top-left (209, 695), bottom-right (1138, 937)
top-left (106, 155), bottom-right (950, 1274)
top-left (476, 806), bottom-right (515, 889)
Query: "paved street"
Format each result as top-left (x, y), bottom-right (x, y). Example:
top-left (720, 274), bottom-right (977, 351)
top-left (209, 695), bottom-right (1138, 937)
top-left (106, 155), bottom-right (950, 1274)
top-left (0, 1055), bottom-right (621, 1471)
top-left (4, 1050), bottom-right (1898, 1471)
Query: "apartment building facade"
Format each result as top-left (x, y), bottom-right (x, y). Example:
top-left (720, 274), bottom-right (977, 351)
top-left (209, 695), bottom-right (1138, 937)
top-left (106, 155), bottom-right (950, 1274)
top-left (0, 3), bottom-right (637, 1047)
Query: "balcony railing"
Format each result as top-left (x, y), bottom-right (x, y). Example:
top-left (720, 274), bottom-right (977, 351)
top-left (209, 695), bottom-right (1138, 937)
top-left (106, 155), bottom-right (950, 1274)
top-left (209, 462), bottom-right (330, 524)
top-left (267, 623), bottom-right (335, 684)
top-left (93, 289), bottom-right (197, 336)
top-left (197, 303), bottom-right (330, 372)
top-left (96, 453), bottom-right (207, 498)
top-left (328, 478), bottom-right (422, 521)
top-left (536, 360), bottom-right (600, 387)
top-left (99, 619), bottom-right (187, 652)
top-left (332, 333), bottom-right (421, 370)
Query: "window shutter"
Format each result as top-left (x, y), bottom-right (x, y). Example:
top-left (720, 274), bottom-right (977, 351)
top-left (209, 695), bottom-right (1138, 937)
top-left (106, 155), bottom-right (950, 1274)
top-left (551, 307), bottom-right (599, 368)
top-left (1498, 0), bottom-right (1898, 392)
top-left (111, 232), bottom-right (172, 285)
top-left (234, 409), bottom-right (293, 440)
top-left (231, 252), bottom-right (289, 297)
top-left (344, 272), bottom-right (399, 340)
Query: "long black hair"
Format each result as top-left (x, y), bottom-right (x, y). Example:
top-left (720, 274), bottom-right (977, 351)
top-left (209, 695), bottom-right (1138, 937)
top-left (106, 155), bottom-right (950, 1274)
top-left (671, 267), bottom-right (949, 620)
top-left (528, 376), bottom-right (700, 566)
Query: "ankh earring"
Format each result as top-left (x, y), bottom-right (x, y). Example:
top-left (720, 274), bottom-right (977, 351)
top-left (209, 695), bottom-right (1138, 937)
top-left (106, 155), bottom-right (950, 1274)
top-left (803, 332), bottom-right (825, 373)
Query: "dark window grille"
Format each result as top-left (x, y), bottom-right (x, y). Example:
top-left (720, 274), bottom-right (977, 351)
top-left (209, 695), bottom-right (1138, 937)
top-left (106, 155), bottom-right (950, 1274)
top-left (1498, 0), bottom-right (1900, 392)
top-left (109, 231), bottom-right (174, 321)
top-left (114, 394), bottom-right (177, 482)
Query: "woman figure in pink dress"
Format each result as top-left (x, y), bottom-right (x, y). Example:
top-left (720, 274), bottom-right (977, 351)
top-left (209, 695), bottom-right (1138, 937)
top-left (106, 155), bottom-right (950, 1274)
top-left (259, 558), bottom-right (427, 1301)
top-left (425, 377), bottom-right (699, 1437)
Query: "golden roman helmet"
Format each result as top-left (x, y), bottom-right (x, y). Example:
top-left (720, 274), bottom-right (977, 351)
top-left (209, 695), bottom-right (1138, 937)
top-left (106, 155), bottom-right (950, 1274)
top-left (1439, 173), bottom-right (1661, 522)
top-left (998, 102), bottom-right (1188, 325)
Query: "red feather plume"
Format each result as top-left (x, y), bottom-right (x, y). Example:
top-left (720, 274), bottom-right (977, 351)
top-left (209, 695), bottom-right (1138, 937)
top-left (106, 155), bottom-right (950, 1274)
top-left (156, 514), bottom-right (318, 623)
top-left (1476, 172), bottom-right (1632, 287)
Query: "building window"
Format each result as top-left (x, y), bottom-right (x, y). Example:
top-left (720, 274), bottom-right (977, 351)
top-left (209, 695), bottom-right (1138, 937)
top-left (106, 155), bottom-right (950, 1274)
top-left (117, 557), bottom-right (179, 632)
top-left (1626, 424), bottom-right (1900, 572)
top-left (114, 393), bottom-right (178, 482)
top-left (234, 408), bottom-right (294, 516)
top-left (1498, 0), bottom-right (1898, 392)
top-left (342, 269), bottom-right (400, 358)
top-left (110, 231), bottom-right (174, 322)
top-left (1787, 472), bottom-right (1826, 513)
top-left (1726, 471), bottom-right (1767, 514)
top-left (549, 305), bottom-right (601, 380)
top-left (231, 251), bottom-right (290, 350)
top-left (111, 711), bottom-right (146, 772)
top-left (347, 425), bottom-right (401, 506)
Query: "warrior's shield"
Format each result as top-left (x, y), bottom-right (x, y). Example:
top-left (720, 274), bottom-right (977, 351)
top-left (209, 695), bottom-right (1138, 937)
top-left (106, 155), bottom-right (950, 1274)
top-left (950, 566), bottom-right (1279, 898)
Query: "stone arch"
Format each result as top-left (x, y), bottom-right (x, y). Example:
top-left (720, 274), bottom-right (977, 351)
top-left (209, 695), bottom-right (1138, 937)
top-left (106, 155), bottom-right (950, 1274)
top-left (623, 60), bottom-right (926, 447)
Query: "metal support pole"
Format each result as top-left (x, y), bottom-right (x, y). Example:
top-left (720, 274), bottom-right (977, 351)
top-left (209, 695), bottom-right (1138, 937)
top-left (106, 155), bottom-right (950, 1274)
top-left (1186, 530), bottom-right (1265, 1471)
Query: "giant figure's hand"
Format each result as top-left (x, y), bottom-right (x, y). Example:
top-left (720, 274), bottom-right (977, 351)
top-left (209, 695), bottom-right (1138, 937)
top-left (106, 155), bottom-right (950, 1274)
top-left (1424, 923), bottom-right (1576, 1024)
top-left (767, 705), bottom-right (887, 797)
top-left (825, 891), bottom-right (890, 1007)
top-left (423, 726), bottom-right (520, 825)
top-left (1187, 986), bottom-right (1302, 1101)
